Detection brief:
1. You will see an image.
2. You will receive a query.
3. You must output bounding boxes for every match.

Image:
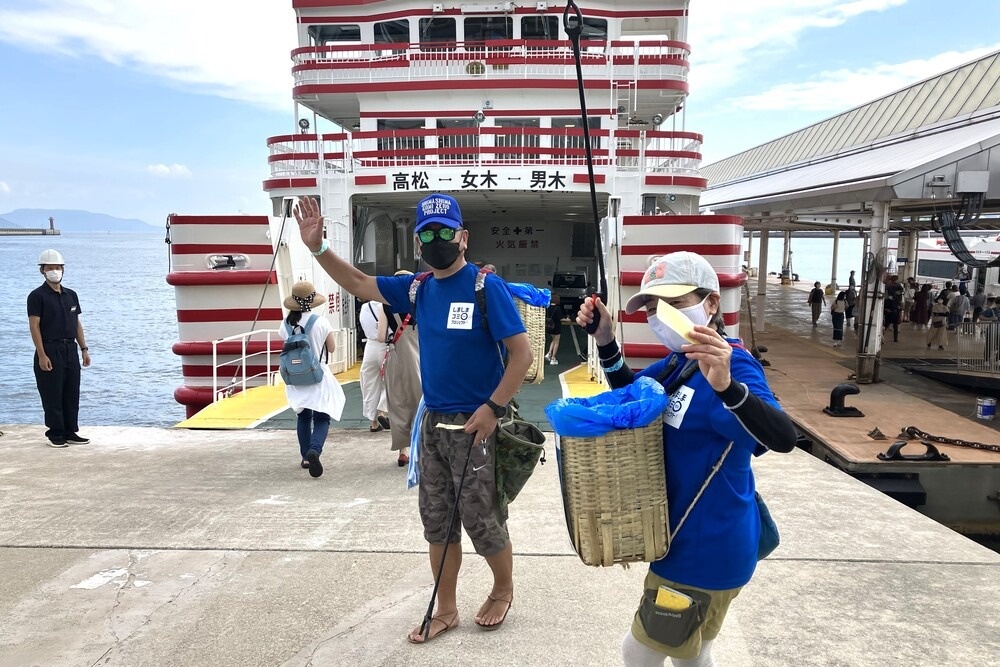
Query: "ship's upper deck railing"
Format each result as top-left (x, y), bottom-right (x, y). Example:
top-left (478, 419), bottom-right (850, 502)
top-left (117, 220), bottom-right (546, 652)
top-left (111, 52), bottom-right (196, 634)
top-left (290, 39), bottom-right (690, 85)
top-left (266, 127), bottom-right (703, 177)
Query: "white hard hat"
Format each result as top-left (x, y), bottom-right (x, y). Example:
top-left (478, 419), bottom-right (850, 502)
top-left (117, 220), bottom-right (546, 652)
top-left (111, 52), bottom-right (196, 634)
top-left (38, 249), bottom-right (65, 265)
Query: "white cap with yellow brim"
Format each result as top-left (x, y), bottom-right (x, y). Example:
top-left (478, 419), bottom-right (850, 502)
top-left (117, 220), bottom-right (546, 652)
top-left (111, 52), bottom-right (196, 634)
top-left (623, 251), bottom-right (720, 314)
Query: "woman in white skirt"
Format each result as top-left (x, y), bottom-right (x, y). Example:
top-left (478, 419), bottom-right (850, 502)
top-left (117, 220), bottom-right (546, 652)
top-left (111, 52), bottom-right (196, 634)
top-left (280, 281), bottom-right (346, 478)
top-left (358, 299), bottom-right (389, 432)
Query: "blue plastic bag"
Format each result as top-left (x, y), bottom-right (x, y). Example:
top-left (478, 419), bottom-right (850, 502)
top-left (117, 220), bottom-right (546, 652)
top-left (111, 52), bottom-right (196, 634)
top-left (508, 282), bottom-right (551, 308)
top-left (544, 376), bottom-right (668, 438)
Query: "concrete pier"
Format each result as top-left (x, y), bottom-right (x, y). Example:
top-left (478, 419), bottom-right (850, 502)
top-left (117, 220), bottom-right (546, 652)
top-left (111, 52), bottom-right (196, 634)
top-left (0, 423), bottom-right (998, 666)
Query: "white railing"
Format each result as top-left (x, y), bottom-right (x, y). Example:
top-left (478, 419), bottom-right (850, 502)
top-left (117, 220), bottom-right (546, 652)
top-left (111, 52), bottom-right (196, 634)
top-left (211, 328), bottom-right (281, 403)
top-left (953, 322), bottom-right (1000, 374)
top-left (291, 40), bottom-right (690, 86)
top-left (210, 326), bottom-right (358, 402)
top-left (267, 129), bottom-right (704, 178)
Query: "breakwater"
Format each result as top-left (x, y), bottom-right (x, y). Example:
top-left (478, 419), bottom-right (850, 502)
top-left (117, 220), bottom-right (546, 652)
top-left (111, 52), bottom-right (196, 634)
top-left (0, 228), bottom-right (61, 236)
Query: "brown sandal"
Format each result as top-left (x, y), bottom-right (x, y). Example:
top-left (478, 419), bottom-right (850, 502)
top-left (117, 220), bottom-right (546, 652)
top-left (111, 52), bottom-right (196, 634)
top-left (407, 611), bottom-right (459, 644)
top-left (474, 593), bottom-right (512, 630)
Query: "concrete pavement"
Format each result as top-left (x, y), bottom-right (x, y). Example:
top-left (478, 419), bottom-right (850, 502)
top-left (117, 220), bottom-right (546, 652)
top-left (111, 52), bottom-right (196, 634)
top-left (1, 423), bottom-right (999, 666)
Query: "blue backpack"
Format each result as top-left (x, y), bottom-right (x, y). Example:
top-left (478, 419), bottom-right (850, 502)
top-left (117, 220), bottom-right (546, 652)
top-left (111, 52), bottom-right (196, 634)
top-left (279, 315), bottom-right (325, 386)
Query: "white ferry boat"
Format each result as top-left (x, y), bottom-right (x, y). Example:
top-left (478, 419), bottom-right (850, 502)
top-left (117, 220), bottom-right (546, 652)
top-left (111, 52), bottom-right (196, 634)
top-left (890, 232), bottom-right (1000, 293)
top-left (166, 0), bottom-right (747, 417)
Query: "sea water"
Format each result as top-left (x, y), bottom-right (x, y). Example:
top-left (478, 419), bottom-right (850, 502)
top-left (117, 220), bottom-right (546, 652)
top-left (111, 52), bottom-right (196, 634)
top-left (0, 230), bottom-right (866, 430)
top-left (743, 234), bottom-right (868, 289)
top-left (0, 232), bottom-right (185, 428)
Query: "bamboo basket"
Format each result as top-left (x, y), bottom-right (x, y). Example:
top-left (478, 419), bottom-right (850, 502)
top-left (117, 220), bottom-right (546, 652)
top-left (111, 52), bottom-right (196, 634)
top-left (516, 298), bottom-right (546, 384)
top-left (558, 419), bottom-right (669, 566)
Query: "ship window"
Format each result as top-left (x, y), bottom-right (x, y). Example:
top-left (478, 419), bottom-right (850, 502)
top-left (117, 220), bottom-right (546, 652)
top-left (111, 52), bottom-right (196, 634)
top-left (581, 18), bottom-right (608, 41)
top-left (308, 24), bottom-right (361, 44)
top-left (376, 119), bottom-right (426, 155)
top-left (464, 17), bottom-right (512, 49)
top-left (374, 19), bottom-right (410, 44)
top-left (495, 118), bottom-right (541, 154)
top-left (916, 258), bottom-right (961, 281)
top-left (419, 17), bottom-right (456, 50)
top-left (552, 117), bottom-right (601, 150)
top-left (436, 119), bottom-right (478, 161)
top-left (521, 16), bottom-right (558, 40)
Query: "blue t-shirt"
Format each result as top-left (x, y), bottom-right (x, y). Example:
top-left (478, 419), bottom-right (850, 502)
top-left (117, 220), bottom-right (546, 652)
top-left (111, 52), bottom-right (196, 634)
top-left (637, 342), bottom-right (779, 590)
top-left (377, 263), bottom-right (526, 413)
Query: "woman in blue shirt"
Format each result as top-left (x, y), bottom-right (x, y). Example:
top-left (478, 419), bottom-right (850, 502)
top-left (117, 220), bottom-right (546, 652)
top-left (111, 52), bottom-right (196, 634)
top-left (577, 251), bottom-right (797, 667)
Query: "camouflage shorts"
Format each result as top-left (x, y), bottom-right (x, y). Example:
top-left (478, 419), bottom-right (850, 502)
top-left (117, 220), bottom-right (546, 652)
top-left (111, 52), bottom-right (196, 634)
top-left (418, 411), bottom-right (509, 557)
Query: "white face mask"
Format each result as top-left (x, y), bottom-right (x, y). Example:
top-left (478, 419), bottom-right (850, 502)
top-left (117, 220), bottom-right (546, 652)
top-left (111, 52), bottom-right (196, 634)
top-left (648, 298), bottom-right (711, 352)
top-left (44, 269), bottom-right (63, 284)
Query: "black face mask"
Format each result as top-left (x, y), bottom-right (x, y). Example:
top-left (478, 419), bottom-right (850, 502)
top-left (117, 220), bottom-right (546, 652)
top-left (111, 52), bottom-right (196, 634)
top-left (421, 238), bottom-right (461, 270)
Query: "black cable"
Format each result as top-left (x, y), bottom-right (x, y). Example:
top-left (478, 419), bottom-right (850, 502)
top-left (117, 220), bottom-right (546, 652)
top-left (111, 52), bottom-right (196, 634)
top-left (564, 0), bottom-right (607, 335)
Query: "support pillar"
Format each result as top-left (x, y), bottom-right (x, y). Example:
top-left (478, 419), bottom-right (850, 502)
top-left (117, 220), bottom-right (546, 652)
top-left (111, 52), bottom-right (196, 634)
top-left (906, 230), bottom-right (919, 282)
top-left (856, 202), bottom-right (890, 384)
top-left (830, 230), bottom-right (840, 293)
top-left (756, 230), bottom-right (769, 333)
top-left (781, 231), bottom-right (792, 284)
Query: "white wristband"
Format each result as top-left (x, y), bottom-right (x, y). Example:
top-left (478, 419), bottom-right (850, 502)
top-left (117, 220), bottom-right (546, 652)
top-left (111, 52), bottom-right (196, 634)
top-left (311, 239), bottom-right (329, 257)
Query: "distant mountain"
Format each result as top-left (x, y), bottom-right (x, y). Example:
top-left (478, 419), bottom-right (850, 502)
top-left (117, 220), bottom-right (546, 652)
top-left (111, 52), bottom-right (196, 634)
top-left (0, 216), bottom-right (19, 228)
top-left (0, 209), bottom-right (156, 232)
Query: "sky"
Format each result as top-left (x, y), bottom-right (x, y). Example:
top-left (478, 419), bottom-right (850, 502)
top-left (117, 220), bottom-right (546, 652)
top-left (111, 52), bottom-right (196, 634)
top-left (0, 0), bottom-right (998, 226)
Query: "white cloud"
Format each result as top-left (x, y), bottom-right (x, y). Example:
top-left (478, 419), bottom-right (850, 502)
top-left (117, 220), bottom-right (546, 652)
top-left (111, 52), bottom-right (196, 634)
top-left (688, 0), bottom-right (909, 95)
top-left (729, 46), bottom-right (1000, 112)
top-left (146, 163), bottom-right (192, 178)
top-left (0, 1), bottom-right (296, 112)
top-left (0, 181), bottom-right (10, 194)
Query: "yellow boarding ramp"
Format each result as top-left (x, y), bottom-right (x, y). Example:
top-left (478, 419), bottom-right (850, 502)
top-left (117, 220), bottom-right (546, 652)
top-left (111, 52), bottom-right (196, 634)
top-left (175, 365), bottom-right (361, 430)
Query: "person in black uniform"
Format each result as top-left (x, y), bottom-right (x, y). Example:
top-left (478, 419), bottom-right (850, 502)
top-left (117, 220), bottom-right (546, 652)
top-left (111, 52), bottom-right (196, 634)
top-left (27, 249), bottom-right (91, 447)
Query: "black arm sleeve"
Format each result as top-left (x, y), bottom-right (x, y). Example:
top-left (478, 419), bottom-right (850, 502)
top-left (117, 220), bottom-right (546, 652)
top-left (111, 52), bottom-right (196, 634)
top-left (597, 340), bottom-right (636, 388)
top-left (715, 381), bottom-right (798, 453)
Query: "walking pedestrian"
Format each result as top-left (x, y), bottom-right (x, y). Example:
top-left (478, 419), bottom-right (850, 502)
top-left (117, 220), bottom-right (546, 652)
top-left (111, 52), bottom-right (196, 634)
top-left (831, 291), bottom-right (847, 347)
top-left (912, 284), bottom-right (931, 329)
top-left (979, 297), bottom-right (998, 366)
top-left (845, 286), bottom-right (858, 328)
top-left (807, 281), bottom-right (826, 326)
top-left (883, 293), bottom-right (901, 343)
top-left (358, 298), bottom-right (389, 432)
top-left (927, 297), bottom-right (950, 350)
top-left (971, 287), bottom-right (987, 324)
top-left (576, 251), bottom-right (797, 667)
top-left (295, 193), bottom-right (532, 642)
top-left (27, 249), bottom-right (91, 447)
top-left (545, 294), bottom-right (563, 365)
top-left (902, 278), bottom-right (916, 323)
top-left (279, 281), bottom-right (346, 478)
top-left (379, 270), bottom-right (422, 467)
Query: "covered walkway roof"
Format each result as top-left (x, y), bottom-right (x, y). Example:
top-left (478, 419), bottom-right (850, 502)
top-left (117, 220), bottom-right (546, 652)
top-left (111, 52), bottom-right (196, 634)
top-left (700, 50), bottom-right (1000, 233)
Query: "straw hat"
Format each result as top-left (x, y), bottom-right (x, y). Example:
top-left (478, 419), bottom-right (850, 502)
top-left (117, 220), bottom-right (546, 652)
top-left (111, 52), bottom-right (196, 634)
top-left (283, 281), bottom-right (327, 312)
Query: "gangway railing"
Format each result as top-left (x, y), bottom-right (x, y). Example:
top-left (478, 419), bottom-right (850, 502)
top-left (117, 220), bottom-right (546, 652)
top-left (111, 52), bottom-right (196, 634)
top-left (210, 327), bottom-right (357, 403)
top-left (211, 328), bottom-right (282, 403)
top-left (953, 322), bottom-right (1000, 374)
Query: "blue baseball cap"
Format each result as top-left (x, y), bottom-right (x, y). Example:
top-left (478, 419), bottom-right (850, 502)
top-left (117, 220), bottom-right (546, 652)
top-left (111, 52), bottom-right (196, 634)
top-left (415, 193), bottom-right (463, 232)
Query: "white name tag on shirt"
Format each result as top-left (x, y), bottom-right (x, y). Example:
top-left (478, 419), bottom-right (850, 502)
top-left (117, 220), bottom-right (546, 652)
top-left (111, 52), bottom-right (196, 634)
top-left (663, 385), bottom-right (695, 429)
top-left (447, 302), bottom-right (474, 329)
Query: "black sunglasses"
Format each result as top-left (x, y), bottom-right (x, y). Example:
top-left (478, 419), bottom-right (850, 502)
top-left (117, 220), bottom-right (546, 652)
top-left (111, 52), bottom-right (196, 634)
top-left (417, 227), bottom-right (461, 243)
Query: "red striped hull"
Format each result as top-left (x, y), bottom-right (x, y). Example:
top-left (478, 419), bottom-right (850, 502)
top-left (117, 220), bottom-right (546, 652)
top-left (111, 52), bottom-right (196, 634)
top-left (167, 214), bottom-right (283, 417)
